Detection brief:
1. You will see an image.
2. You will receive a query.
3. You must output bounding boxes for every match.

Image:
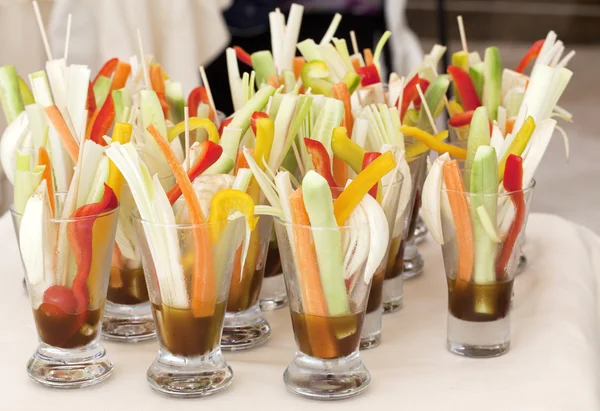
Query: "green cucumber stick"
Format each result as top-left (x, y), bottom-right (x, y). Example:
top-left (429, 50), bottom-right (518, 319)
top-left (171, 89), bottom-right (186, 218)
top-left (0, 65), bottom-right (25, 123)
top-left (483, 47), bottom-right (502, 121)
top-left (93, 75), bottom-right (112, 107)
top-left (18, 77), bottom-right (35, 105)
top-left (165, 82), bottom-right (185, 124)
top-left (469, 62), bottom-right (485, 102)
top-left (465, 106), bottom-right (490, 190)
top-left (230, 85), bottom-right (275, 135)
top-left (342, 71), bottom-right (361, 95)
top-left (451, 51), bottom-right (469, 105)
top-left (470, 146), bottom-right (498, 293)
top-left (112, 88), bottom-right (132, 123)
top-left (417, 75), bottom-right (450, 133)
top-left (302, 170), bottom-right (350, 316)
top-left (251, 51), bottom-right (276, 87)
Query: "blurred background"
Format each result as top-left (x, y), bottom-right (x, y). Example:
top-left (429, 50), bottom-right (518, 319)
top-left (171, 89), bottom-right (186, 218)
top-left (0, 0), bottom-right (598, 231)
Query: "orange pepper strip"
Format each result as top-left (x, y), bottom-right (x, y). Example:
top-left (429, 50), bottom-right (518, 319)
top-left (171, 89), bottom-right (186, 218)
top-left (442, 160), bottom-right (474, 283)
top-left (44, 105), bottom-right (79, 162)
top-left (111, 61), bottom-right (131, 90)
top-left (37, 147), bottom-right (55, 216)
top-left (146, 124), bottom-right (216, 317)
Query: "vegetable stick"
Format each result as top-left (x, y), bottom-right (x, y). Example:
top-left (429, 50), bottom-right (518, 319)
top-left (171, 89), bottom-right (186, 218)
top-left (364, 48), bottom-right (374, 66)
top-left (319, 13), bottom-right (342, 46)
top-left (400, 126), bottom-right (466, 159)
top-left (44, 105), bottom-right (78, 162)
top-left (281, 4), bottom-right (304, 71)
top-left (147, 124), bottom-right (217, 317)
top-left (111, 62), bottom-right (131, 90)
top-left (416, 83), bottom-right (438, 134)
top-left (443, 160), bottom-right (474, 283)
top-left (293, 57), bottom-right (306, 80)
top-left (136, 29), bottom-right (151, 89)
top-left (199, 66), bottom-right (220, 128)
top-left (64, 14), bottom-right (72, 63)
top-left (184, 106), bottom-right (190, 170)
top-left (32, 1), bottom-right (53, 60)
top-left (37, 147), bottom-right (55, 216)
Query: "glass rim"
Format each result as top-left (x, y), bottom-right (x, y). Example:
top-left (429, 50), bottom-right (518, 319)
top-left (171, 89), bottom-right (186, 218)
top-left (274, 215), bottom-right (371, 231)
top-left (131, 207), bottom-right (235, 229)
top-left (10, 201), bottom-right (119, 222)
top-left (442, 178), bottom-right (536, 197)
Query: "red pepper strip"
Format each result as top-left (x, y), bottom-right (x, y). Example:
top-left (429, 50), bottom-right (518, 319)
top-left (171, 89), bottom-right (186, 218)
top-left (413, 78), bottom-right (430, 109)
top-left (188, 86), bottom-right (215, 121)
top-left (86, 81), bottom-right (96, 126)
top-left (399, 74), bottom-right (420, 123)
top-left (218, 117), bottom-right (233, 136)
top-left (356, 64), bottom-right (381, 87)
top-left (496, 155), bottom-right (526, 279)
top-left (251, 111), bottom-right (269, 136)
top-left (449, 110), bottom-right (493, 135)
top-left (90, 94), bottom-right (115, 145)
top-left (92, 58), bottom-right (119, 85)
top-left (362, 152), bottom-right (382, 198)
top-left (447, 66), bottom-right (482, 111)
top-left (515, 39), bottom-right (544, 74)
top-left (167, 141), bottom-right (223, 204)
top-left (234, 46), bottom-right (253, 67)
top-left (304, 138), bottom-right (337, 187)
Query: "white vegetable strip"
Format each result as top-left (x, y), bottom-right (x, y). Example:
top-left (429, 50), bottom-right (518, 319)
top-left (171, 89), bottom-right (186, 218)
top-left (66, 65), bottom-right (90, 141)
top-left (281, 4), bottom-right (304, 72)
top-left (75, 140), bottom-right (104, 207)
top-left (421, 153), bottom-right (450, 244)
top-left (269, 95), bottom-right (298, 170)
top-left (0, 111), bottom-right (29, 184)
top-left (319, 13), bottom-right (342, 45)
top-left (226, 48), bottom-right (244, 112)
top-left (359, 191), bottom-right (389, 284)
top-left (243, 147), bottom-right (281, 208)
top-left (341, 200), bottom-right (369, 280)
top-left (269, 11), bottom-right (285, 71)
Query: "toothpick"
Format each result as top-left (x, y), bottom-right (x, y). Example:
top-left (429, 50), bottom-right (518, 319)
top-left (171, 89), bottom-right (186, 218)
top-left (292, 140), bottom-right (305, 177)
top-left (350, 30), bottom-right (360, 56)
top-left (457, 15), bottom-right (469, 54)
top-left (137, 29), bottom-right (151, 90)
top-left (416, 83), bottom-right (438, 134)
top-left (184, 106), bottom-right (190, 170)
top-left (199, 66), bottom-right (220, 127)
top-left (32, 1), bottom-right (53, 60)
top-left (64, 14), bottom-right (72, 63)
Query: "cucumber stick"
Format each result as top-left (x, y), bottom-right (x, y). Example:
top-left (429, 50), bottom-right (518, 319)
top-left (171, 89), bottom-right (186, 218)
top-left (311, 97), bottom-right (344, 159)
top-left (112, 88), bottom-right (132, 123)
top-left (469, 62), bottom-right (485, 102)
top-left (165, 81), bottom-right (185, 124)
top-left (417, 75), bottom-right (450, 133)
top-left (282, 70), bottom-right (296, 93)
top-left (251, 51), bottom-right (276, 87)
top-left (0, 65), bottom-right (25, 123)
top-left (470, 146), bottom-right (498, 292)
top-left (465, 106), bottom-right (490, 190)
top-left (302, 170), bottom-right (349, 316)
top-left (140, 90), bottom-right (169, 176)
top-left (93, 75), bottom-right (112, 107)
top-left (483, 47), bottom-right (502, 121)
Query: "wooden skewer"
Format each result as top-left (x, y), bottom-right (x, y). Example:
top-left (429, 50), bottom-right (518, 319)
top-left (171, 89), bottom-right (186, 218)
top-left (457, 15), bottom-right (469, 54)
top-left (32, 0), bottom-right (53, 60)
top-left (416, 83), bottom-right (438, 135)
top-left (184, 106), bottom-right (191, 170)
top-left (199, 66), bottom-right (220, 127)
top-left (137, 29), bottom-right (151, 90)
top-left (350, 30), bottom-right (360, 56)
top-left (64, 14), bottom-right (72, 63)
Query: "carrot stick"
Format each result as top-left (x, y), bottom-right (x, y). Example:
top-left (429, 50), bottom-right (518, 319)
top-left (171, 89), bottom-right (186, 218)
top-left (149, 64), bottom-right (166, 94)
top-left (505, 118), bottom-right (516, 135)
top-left (443, 160), bottom-right (474, 283)
top-left (37, 146), bottom-right (55, 216)
top-left (293, 56), bottom-right (306, 80)
top-left (364, 48), bottom-right (374, 66)
top-left (44, 105), bottom-right (79, 162)
top-left (332, 83), bottom-right (353, 187)
top-left (147, 124), bottom-right (216, 317)
top-left (350, 55), bottom-right (362, 71)
top-left (111, 61), bottom-right (131, 90)
top-left (289, 188), bottom-right (328, 316)
top-left (267, 74), bottom-right (280, 88)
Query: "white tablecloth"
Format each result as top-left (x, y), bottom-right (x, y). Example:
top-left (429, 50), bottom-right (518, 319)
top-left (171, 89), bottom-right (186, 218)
top-left (1, 212), bottom-right (599, 410)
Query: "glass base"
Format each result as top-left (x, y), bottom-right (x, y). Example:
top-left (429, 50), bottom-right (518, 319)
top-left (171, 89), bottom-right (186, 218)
top-left (284, 352), bottom-right (370, 400)
top-left (414, 216), bottom-right (428, 244)
top-left (516, 251), bottom-right (527, 274)
top-left (259, 296), bottom-right (287, 311)
top-left (447, 313), bottom-right (511, 358)
top-left (402, 241), bottom-right (424, 280)
top-left (221, 304), bottom-right (271, 351)
top-left (102, 301), bottom-right (155, 342)
top-left (259, 274), bottom-right (288, 311)
top-left (360, 309), bottom-right (382, 350)
top-left (382, 274), bottom-right (403, 314)
top-left (147, 347), bottom-right (233, 398)
top-left (27, 341), bottom-right (113, 389)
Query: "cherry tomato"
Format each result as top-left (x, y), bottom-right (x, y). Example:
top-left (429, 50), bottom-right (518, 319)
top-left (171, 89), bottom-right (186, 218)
top-left (41, 285), bottom-right (77, 317)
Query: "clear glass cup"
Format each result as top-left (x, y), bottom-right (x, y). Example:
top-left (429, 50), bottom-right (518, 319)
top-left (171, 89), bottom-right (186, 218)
top-left (383, 151), bottom-right (428, 313)
top-left (360, 174), bottom-right (403, 350)
top-left (274, 217), bottom-right (372, 400)
top-left (440, 180), bottom-right (536, 358)
top-left (103, 176), bottom-right (174, 342)
top-left (221, 215), bottom-right (273, 351)
top-left (414, 215), bottom-right (428, 244)
top-left (259, 236), bottom-right (288, 311)
top-left (10, 195), bottom-right (119, 388)
top-left (133, 212), bottom-right (244, 397)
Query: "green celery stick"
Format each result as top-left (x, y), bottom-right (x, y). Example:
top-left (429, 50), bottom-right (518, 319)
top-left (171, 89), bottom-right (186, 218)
top-left (302, 170), bottom-right (350, 316)
top-left (342, 71), bottom-right (361, 95)
top-left (417, 75), bottom-right (450, 133)
top-left (282, 70), bottom-right (296, 93)
top-left (483, 47), bottom-right (502, 121)
top-left (18, 76), bottom-right (35, 105)
top-left (112, 88), bottom-right (132, 123)
top-left (230, 85), bottom-right (275, 135)
top-left (0, 65), bottom-right (25, 123)
top-left (203, 153), bottom-right (234, 175)
top-left (470, 145), bottom-right (499, 293)
top-left (251, 51), bottom-right (276, 87)
top-left (465, 106), bottom-right (490, 190)
top-left (165, 81), bottom-right (185, 124)
top-left (469, 62), bottom-right (485, 102)
top-left (452, 51), bottom-right (469, 105)
top-left (93, 75), bottom-right (112, 107)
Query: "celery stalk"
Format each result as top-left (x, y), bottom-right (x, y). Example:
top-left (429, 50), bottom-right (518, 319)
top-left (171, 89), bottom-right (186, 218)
top-left (18, 76), bottom-right (35, 106)
top-left (251, 51), bottom-right (276, 87)
top-left (483, 47), bottom-right (502, 121)
top-left (140, 90), bottom-right (170, 176)
top-left (165, 81), bottom-right (185, 124)
top-left (297, 39), bottom-right (322, 63)
top-left (28, 71), bottom-right (53, 107)
top-left (112, 88), bottom-right (132, 123)
top-left (0, 65), bottom-right (25, 123)
top-left (282, 70), bottom-right (296, 93)
top-left (230, 85), bottom-right (275, 136)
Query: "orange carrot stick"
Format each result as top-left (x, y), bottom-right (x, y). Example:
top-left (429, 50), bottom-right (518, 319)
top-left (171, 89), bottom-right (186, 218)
top-left (267, 74), bottom-right (280, 88)
top-left (37, 146), bottom-right (55, 215)
top-left (147, 124), bottom-right (216, 317)
top-left (293, 56), bottom-right (306, 80)
top-left (44, 105), bottom-right (79, 162)
top-left (289, 188), bottom-right (328, 317)
top-left (443, 160), bottom-right (474, 283)
top-left (364, 48), bottom-right (374, 66)
top-left (350, 55), bottom-right (362, 71)
top-left (111, 61), bottom-right (131, 90)
top-left (505, 118), bottom-right (516, 135)
top-left (332, 83), bottom-right (353, 187)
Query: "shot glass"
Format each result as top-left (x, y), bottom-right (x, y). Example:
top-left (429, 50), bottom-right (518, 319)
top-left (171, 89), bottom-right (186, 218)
top-left (221, 216), bottom-right (273, 350)
top-left (11, 196), bottom-right (119, 388)
top-left (274, 218), bottom-right (372, 400)
top-left (259, 236), bottom-right (288, 311)
top-left (360, 173), bottom-right (403, 350)
top-left (134, 212), bottom-right (244, 397)
top-left (383, 151), bottom-right (428, 312)
top-left (103, 177), bottom-right (174, 341)
top-left (442, 181), bottom-right (535, 358)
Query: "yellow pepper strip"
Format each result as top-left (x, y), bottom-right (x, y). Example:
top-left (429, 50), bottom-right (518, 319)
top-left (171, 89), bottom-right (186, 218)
top-left (107, 122), bottom-right (133, 200)
top-left (448, 100), bottom-right (464, 117)
top-left (333, 150), bottom-right (395, 226)
top-left (498, 116), bottom-right (535, 181)
top-left (167, 117), bottom-right (219, 143)
top-left (248, 117), bottom-right (275, 203)
top-left (405, 130), bottom-right (449, 158)
top-left (400, 126), bottom-right (467, 160)
top-left (331, 127), bottom-right (365, 174)
top-left (208, 189), bottom-right (258, 243)
top-left (18, 76), bottom-right (35, 105)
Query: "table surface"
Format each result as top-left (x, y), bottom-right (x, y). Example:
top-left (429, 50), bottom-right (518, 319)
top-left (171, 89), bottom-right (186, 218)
top-left (1, 212), bottom-right (599, 410)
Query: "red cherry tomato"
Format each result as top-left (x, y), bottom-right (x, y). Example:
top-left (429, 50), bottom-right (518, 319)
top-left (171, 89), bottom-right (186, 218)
top-left (41, 285), bottom-right (77, 317)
